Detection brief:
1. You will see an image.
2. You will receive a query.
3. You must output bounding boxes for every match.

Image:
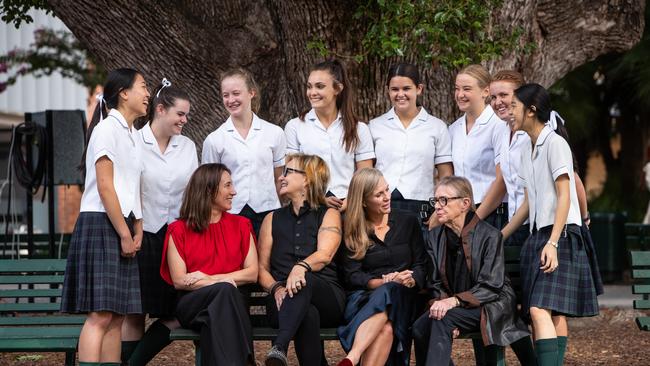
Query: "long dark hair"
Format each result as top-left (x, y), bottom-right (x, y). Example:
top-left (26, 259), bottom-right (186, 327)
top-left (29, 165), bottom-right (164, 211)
top-left (137, 80), bottom-right (190, 129)
top-left (514, 83), bottom-right (570, 142)
top-left (179, 163), bottom-right (231, 232)
top-left (299, 59), bottom-right (360, 153)
top-left (79, 68), bottom-right (141, 178)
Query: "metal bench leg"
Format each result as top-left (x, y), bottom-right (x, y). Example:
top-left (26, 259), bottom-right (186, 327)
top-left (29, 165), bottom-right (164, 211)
top-left (194, 340), bottom-right (201, 366)
top-left (65, 351), bottom-right (76, 366)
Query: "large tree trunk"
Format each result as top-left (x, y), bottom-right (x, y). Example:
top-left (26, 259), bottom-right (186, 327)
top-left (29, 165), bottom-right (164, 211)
top-left (48, 0), bottom-right (644, 148)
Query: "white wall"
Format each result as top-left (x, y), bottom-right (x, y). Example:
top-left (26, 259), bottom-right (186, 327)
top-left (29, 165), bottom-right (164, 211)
top-left (0, 10), bottom-right (88, 118)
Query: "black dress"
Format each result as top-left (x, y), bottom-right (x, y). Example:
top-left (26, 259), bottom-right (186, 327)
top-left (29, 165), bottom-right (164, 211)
top-left (338, 210), bottom-right (427, 366)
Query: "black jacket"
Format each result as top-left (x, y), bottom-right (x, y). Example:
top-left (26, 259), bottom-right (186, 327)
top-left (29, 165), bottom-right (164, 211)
top-left (424, 214), bottom-right (529, 346)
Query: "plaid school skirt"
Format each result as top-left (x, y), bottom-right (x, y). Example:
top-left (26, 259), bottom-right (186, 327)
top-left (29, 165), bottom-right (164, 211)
top-left (61, 212), bottom-right (142, 314)
top-left (520, 224), bottom-right (599, 321)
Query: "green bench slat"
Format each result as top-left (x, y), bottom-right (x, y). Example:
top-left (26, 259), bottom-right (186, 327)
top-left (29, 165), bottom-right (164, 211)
top-left (633, 285), bottom-right (650, 295)
top-left (0, 259), bottom-right (67, 272)
top-left (0, 275), bottom-right (65, 284)
top-left (170, 327), bottom-right (339, 341)
top-left (635, 317), bottom-right (650, 331)
top-left (633, 299), bottom-right (650, 309)
top-left (0, 302), bottom-right (61, 312)
top-left (632, 269), bottom-right (650, 279)
top-left (0, 316), bottom-right (86, 326)
top-left (630, 251), bottom-right (650, 266)
top-left (0, 289), bottom-right (62, 298)
top-left (0, 338), bottom-right (78, 352)
top-left (0, 326), bottom-right (81, 338)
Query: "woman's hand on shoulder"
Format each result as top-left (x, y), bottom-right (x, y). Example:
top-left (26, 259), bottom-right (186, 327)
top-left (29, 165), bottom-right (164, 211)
top-left (325, 196), bottom-right (344, 210)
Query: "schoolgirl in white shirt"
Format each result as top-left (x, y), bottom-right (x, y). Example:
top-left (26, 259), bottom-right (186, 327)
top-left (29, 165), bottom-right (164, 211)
top-left (448, 64), bottom-right (510, 230)
top-left (122, 80), bottom-right (198, 365)
top-left (284, 59), bottom-right (375, 210)
top-left (370, 63), bottom-right (452, 225)
top-left (502, 84), bottom-right (600, 366)
top-left (202, 68), bottom-right (286, 235)
top-left (61, 69), bottom-right (149, 364)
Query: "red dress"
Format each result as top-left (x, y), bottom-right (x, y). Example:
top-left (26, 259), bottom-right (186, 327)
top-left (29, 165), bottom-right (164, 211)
top-left (160, 212), bottom-right (255, 285)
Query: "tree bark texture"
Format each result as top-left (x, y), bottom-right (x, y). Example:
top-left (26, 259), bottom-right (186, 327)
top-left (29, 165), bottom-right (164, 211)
top-left (48, 0), bottom-right (645, 148)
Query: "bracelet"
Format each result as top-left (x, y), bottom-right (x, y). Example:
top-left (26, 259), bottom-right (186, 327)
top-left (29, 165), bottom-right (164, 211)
top-left (269, 281), bottom-right (285, 295)
top-left (583, 212), bottom-right (590, 222)
top-left (296, 260), bottom-right (312, 272)
top-left (546, 240), bottom-right (558, 248)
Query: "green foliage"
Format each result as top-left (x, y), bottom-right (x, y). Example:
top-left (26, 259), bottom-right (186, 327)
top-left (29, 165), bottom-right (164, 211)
top-left (0, 28), bottom-right (106, 93)
top-left (308, 0), bottom-right (526, 68)
top-left (0, 0), bottom-right (51, 28)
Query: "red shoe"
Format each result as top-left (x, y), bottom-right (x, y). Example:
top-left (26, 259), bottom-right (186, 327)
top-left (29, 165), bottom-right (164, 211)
top-left (336, 358), bottom-right (353, 366)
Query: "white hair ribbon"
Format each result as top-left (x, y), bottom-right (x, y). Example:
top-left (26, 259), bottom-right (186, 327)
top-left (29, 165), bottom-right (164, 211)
top-left (546, 110), bottom-right (565, 131)
top-left (156, 78), bottom-right (172, 98)
top-left (95, 93), bottom-right (105, 120)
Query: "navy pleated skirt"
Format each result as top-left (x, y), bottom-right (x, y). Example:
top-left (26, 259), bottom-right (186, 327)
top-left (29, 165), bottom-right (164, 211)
top-left (61, 212), bottom-right (142, 314)
top-left (337, 282), bottom-right (417, 366)
top-left (138, 225), bottom-right (177, 317)
top-left (520, 224), bottom-right (599, 321)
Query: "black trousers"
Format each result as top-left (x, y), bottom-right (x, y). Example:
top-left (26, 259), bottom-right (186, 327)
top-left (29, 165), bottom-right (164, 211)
top-left (176, 283), bottom-right (254, 366)
top-left (412, 307), bottom-right (482, 366)
top-left (266, 272), bottom-right (345, 366)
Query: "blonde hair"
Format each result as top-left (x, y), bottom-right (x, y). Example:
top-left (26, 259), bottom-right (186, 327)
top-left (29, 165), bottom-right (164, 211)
top-left (436, 176), bottom-right (476, 212)
top-left (492, 70), bottom-right (525, 88)
top-left (344, 168), bottom-right (384, 260)
top-left (458, 64), bottom-right (492, 105)
top-left (286, 153), bottom-right (329, 210)
top-left (220, 68), bottom-right (261, 113)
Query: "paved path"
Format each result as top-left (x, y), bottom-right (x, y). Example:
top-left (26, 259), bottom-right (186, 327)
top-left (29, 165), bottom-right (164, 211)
top-left (599, 284), bottom-right (643, 308)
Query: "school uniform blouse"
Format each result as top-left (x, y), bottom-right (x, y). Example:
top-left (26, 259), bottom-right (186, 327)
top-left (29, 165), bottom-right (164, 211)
top-left (499, 129), bottom-right (530, 220)
top-left (341, 210), bottom-right (427, 290)
top-left (159, 213), bottom-right (253, 285)
top-left (137, 123), bottom-right (198, 233)
top-left (517, 126), bottom-right (582, 231)
top-left (369, 107), bottom-right (452, 201)
top-left (284, 109), bottom-right (375, 198)
top-left (202, 114), bottom-right (286, 214)
top-left (79, 109), bottom-right (143, 219)
top-left (448, 105), bottom-right (509, 204)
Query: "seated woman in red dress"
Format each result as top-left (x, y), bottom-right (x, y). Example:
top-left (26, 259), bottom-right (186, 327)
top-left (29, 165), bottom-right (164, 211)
top-left (160, 163), bottom-right (258, 366)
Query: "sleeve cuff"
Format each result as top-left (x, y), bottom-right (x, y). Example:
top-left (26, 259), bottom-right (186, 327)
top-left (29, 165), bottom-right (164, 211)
top-left (355, 151), bottom-right (375, 161)
top-left (434, 155), bottom-right (453, 165)
top-left (455, 291), bottom-right (480, 308)
top-left (93, 149), bottom-right (116, 164)
top-left (552, 166), bottom-right (570, 180)
top-left (273, 157), bottom-right (286, 167)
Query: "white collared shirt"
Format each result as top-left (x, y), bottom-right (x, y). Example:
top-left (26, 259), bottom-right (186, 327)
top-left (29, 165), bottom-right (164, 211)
top-left (449, 105), bottom-right (509, 204)
top-left (500, 129), bottom-right (530, 220)
top-left (202, 114), bottom-right (286, 214)
top-left (137, 123), bottom-right (198, 233)
top-left (370, 107), bottom-right (452, 201)
top-left (284, 109), bottom-right (375, 198)
top-left (518, 126), bottom-right (582, 231)
top-left (80, 109), bottom-right (143, 218)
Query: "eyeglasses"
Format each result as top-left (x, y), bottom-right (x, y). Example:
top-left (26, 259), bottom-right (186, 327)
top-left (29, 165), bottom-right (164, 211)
top-left (282, 167), bottom-right (306, 177)
top-left (429, 196), bottom-right (464, 207)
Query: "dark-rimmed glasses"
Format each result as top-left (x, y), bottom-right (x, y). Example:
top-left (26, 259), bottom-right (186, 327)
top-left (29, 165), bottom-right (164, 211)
top-left (282, 167), bottom-right (306, 177)
top-left (429, 196), bottom-right (464, 207)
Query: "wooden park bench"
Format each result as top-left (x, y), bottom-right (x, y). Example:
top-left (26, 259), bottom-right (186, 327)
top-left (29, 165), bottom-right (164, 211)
top-left (0, 259), bottom-right (84, 366)
top-left (630, 250), bottom-right (650, 331)
top-left (170, 246), bottom-right (522, 366)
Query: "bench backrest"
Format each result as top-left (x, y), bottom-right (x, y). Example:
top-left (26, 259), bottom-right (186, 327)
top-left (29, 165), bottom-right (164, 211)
top-left (626, 224), bottom-right (650, 251)
top-left (0, 259), bottom-right (67, 314)
top-left (0, 234), bottom-right (71, 259)
top-left (630, 251), bottom-right (650, 310)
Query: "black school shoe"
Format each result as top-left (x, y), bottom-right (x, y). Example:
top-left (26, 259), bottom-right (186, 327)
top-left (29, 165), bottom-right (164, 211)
top-left (264, 345), bottom-right (288, 366)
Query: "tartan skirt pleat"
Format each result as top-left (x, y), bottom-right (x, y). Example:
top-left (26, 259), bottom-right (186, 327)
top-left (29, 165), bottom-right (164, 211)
top-left (138, 225), bottom-right (177, 317)
top-left (520, 224), bottom-right (599, 321)
top-left (61, 212), bottom-right (142, 314)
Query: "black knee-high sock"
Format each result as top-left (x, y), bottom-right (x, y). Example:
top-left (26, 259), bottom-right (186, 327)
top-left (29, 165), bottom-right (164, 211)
top-left (511, 336), bottom-right (538, 365)
top-left (128, 320), bottom-right (172, 366)
top-left (121, 340), bottom-right (139, 364)
top-left (534, 338), bottom-right (558, 366)
top-left (556, 336), bottom-right (567, 366)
